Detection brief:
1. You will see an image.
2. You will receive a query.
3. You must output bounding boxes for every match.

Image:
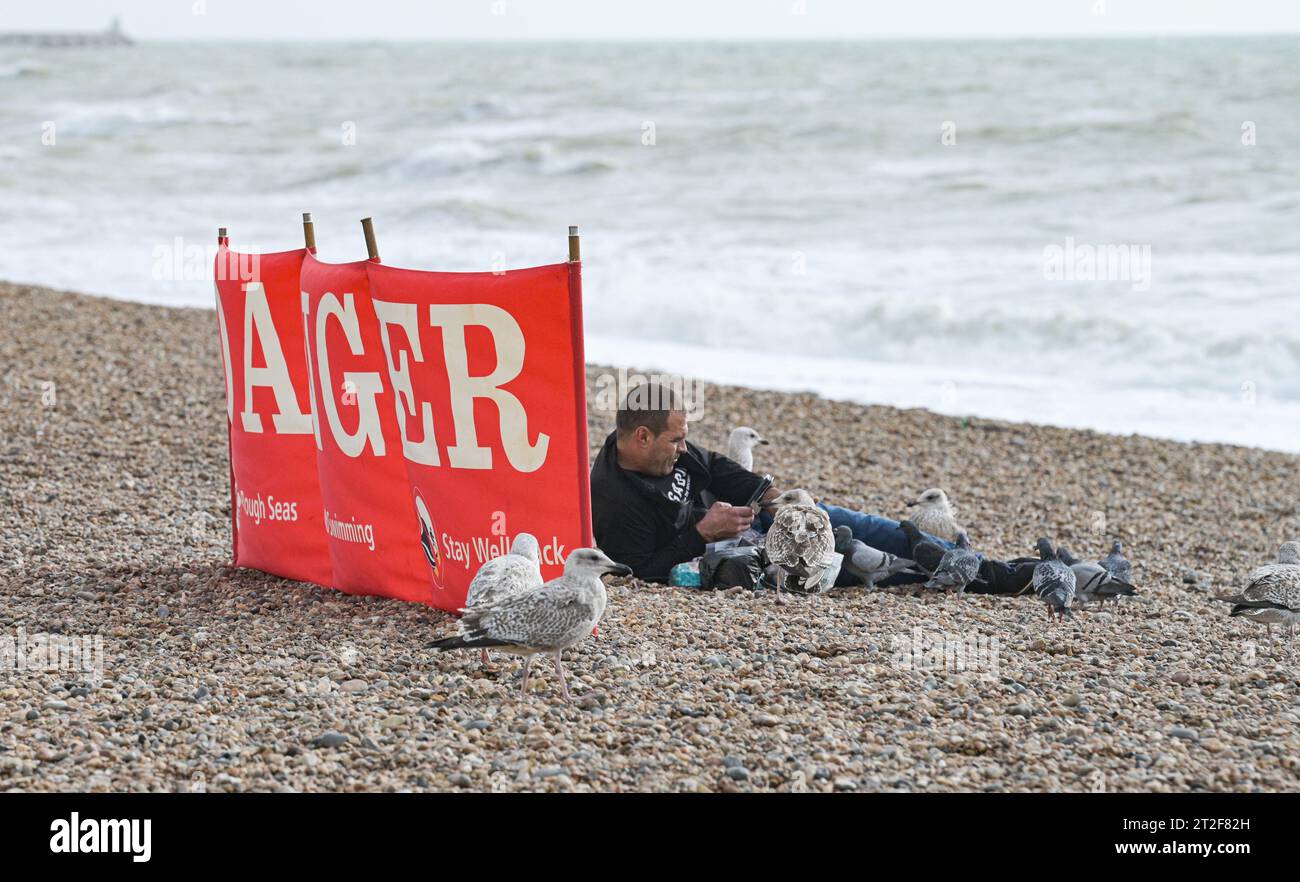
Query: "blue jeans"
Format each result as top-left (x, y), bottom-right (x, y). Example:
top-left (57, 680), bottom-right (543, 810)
top-left (757, 503), bottom-right (953, 587)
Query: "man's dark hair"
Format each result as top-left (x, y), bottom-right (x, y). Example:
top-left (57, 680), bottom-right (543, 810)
top-left (616, 381), bottom-right (682, 438)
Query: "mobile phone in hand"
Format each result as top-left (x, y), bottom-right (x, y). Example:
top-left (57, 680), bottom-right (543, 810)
top-left (745, 474), bottom-right (773, 508)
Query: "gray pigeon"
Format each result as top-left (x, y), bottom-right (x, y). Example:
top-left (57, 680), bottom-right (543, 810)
top-left (1213, 541), bottom-right (1300, 641)
top-left (1058, 545), bottom-right (1136, 606)
top-left (1032, 539), bottom-right (1076, 620)
top-left (898, 519), bottom-right (947, 575)
top-left (1098, 540), bottom-right (1133, 584)
top-left (464, 533), bottom-right (543, 665)
top-left (431, 548), bottom-right (631, 701)
top-left (923, 531), bottom-right (980, 598)
top-left (833, 526), bottom-right (918, 589)
top-left (764, 489), bottom-right (835, 604)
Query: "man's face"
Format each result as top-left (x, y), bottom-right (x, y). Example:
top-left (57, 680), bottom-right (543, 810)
top-left (644, 411), bottom-right (688, 476)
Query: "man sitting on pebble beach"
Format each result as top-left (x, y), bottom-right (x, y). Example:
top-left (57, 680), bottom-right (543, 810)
top-left (591, 381), bottom-right (1023, 589)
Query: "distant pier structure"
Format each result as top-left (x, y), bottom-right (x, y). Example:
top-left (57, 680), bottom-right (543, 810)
top-left (0, 17), bottom-right (133, 48)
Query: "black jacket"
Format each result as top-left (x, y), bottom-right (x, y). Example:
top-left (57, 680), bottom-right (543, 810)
top-left (590, 431), bottom-right (765, 582)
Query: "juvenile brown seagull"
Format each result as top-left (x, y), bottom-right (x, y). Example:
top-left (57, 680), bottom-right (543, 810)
top-left (1214, 541), bottom-right (1300, 642)
top-left (764, 489), bottom-right (835, 604)
top-left (905, 488), bottom-right (964, 542)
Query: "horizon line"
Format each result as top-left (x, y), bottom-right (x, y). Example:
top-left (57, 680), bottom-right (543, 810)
top-left (91, 30), bottom-right (1300, 43)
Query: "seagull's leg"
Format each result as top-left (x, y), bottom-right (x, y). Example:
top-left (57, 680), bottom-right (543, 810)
top-left (554, 650), bottom-right (572, 703)
top-left (519, 655), bottom-right (533, 698)
top-left (775, 568), bottom-right (787, 605)
top-left (480, 648), bottom-right (491, 666)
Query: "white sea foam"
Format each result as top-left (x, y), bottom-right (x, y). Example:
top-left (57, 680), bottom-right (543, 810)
top-left (1, 39), bottom-right (1297, 452)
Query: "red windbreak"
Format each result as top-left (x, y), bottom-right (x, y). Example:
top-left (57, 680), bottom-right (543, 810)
top-left (214, 246), bottom-right (591, 611)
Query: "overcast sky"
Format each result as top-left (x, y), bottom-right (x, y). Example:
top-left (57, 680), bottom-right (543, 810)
top-left (9, 0), bottom-right (1300, 40)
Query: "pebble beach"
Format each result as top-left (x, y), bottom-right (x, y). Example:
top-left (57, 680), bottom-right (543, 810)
top-left (2, 281), bottom-right (1299, 793)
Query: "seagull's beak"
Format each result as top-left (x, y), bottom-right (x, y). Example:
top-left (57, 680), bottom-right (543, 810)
top-left (905, 499), bottom-right (917, 507)
top-left (758, 438), bottom-right (770, 445)
top-left (604, 563), bottom-right (633, 577)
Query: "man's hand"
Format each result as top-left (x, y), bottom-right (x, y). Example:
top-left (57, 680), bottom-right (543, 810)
top-left (695, 501), bottom-right (754, 542)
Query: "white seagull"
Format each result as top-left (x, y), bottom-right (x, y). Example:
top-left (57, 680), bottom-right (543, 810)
top-left (727, 426), bottom-right (769, 472)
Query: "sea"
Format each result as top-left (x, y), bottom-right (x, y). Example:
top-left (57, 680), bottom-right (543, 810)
top-left (1, 38), bottom-right (1297, 451)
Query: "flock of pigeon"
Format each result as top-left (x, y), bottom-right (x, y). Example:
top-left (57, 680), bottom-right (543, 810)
top-left (428, 425), bottom-right (1300, 701)
top-left (762, 482), bottom-right (1136, 620)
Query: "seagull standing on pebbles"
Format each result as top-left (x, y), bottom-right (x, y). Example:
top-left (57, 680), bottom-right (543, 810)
top-left (1213, 541), bottom-right (1300, 642)
top-left (1032, 539), bottom-right (1076, 621)
top-left (430, 548), bottom-right (631, 701)
top-left (833, 526), bottom-right (918, 589)
top-left (464, 533), bottom-right (543, 665)
top-left (726, 426), bottom-right (769, 471)
top-left (1058, 545), bottom-right (1136, 606)
top-left (763, 489), bottom-right (834, 604)
top-left (905, 488), bottom-right (964, 542)
top-left (924, 532), bottom-right (980, 599)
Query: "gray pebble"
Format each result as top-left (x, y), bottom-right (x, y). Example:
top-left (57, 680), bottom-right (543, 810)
top-left (311, 732), bottom-right (349, 748)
